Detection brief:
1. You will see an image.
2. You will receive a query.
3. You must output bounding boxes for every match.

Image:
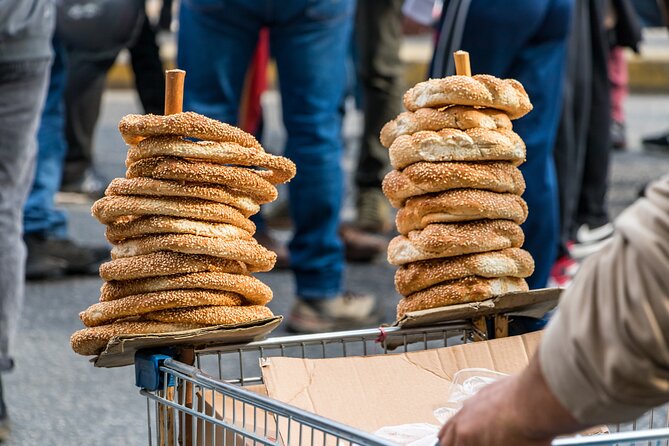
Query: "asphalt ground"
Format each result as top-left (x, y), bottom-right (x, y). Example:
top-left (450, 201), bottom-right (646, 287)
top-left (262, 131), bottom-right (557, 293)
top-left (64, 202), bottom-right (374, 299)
top-left (2, 90), bottom-right (669, 445)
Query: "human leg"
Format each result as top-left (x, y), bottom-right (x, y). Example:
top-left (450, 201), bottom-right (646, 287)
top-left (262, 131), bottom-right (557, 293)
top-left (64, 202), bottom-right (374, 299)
top-left (23, 38), bottom-right (68, 240)
top-left (61, 50), bottom-right (115, 196)
top-left (353, 0), bottom-right (403, 232)
top-left (23, 40), bottom-right (109, 280)
top-left (129, 14), bottom-right (165, 115)
top-left (271, 0), bottom-right (378, 331)
top-left (458, 0), bottom-right (571, 289)
top-left (576, 0), bottom-right (613, 232)
top-left (0, 58), bottom-right (50, 371)
top-left (270, 0), bottom-right (354, 299)
top-left (177, 0), bottom-right (260, 125)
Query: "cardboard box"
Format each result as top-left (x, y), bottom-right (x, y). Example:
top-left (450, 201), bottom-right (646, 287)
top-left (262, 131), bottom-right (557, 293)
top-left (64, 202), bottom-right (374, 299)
top-left (261, 331), bottom-right (543, 439)
top-left (195, 385), bottom-right (278, 446)
top-left (191, 330), bottom-right (606, 445)
top-left (93, 316), bottom-right (282, 368)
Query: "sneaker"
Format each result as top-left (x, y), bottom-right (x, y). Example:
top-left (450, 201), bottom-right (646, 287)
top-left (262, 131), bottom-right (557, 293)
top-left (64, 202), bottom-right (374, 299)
top-left (286, 291), bottom-right (380, 334)
top-left (254, 230), bottom-right (290, 269)
top-left (356, 188), bottom-right (392, 234)
top-left (24, 234), bottom-right (109, 280)
top-left (570, 223), bottom-right (614, 260)
top-left (339, 223), bottom-right (388, 263)
top-left (575, 222), bottom-right (614, 244)
top-left (0, 375), bottom-right (9, 442)
top-left (642, 131), bottom-right (669, 152)
top-left (60, 168), bottom-right (106, 200)
top-left (547, 255), bottom-right (580, 288)
top-left (610, 120), bottom-right (626, 150)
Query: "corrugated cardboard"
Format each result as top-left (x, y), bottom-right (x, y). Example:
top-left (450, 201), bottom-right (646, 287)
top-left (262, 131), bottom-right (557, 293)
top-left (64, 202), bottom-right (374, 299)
top-left (196, 385), bottom-right (278, 446)
top-left (397, 288), bottom-right (561, 328)
top-left (261, 332), bottom-right (542, 439)
top-left (93, 316), bottom-right (282, 368)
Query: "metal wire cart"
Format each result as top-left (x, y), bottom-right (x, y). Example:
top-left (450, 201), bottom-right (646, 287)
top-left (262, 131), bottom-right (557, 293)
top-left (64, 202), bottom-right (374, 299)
top-left (135, 323), bottom-right (669, 446)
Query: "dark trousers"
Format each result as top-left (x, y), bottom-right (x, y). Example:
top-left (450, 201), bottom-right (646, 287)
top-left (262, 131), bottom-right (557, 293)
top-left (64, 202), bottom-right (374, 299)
top-left (554, 0), bottom-right (611, 254)
top-left (353, 0), bottom-right (404, 190)
top-left (434, 0), bottom-right (573, 289)
top-left (62, 14), bottom-right (164, 184)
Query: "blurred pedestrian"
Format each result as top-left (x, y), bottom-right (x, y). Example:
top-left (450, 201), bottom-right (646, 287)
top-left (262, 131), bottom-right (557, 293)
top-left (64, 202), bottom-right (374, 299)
top-left (178, 0), bottom-right (380, 333)
top-left (430, 0), bottom-right (573, 292)
top-left (341, 0), bottom-right (404, 263)
top-left (438, 176), bottom-right (669, 446)
top-left (22, 37), bottom-right (109, 280)
top-left (553, 0), bottom-right (640, 271)
top-left (0, 0), bottom-right (54, 439)
top-left (56, 0), bottom-right (165, 198)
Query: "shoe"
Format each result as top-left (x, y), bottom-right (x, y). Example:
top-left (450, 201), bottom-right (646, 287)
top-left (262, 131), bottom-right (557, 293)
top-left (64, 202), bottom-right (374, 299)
top-left (575, 222), bottom-right (614, 244)
top-left (610, 120), bottom-right (626, 150)
top-left (569, 223), bottom-right (614, 260)
top-left (547, 255), bottom-right (580, 288)
top-left (355, 188), bottom-right (392, 234)
top-left (286, 291), bottom-right (381, 334)
top-left (24, 234), bottom-right (109, 280)
top-left (339, 223), bottom-right (388, 263)
top-left (642, 131), bottom-right (669, 152)
top-left (60, 168), bottom-right (106, 200)
top-left (254, 230), bottom-right (290, 269)
top-left (0, 375), bottom-right (9, 442)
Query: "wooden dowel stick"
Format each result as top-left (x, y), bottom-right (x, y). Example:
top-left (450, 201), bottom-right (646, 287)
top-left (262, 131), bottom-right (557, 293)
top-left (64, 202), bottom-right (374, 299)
top-left (454, 50), bottom-right (472, 76)
top-left (164, 69), bottom-right (186, 115)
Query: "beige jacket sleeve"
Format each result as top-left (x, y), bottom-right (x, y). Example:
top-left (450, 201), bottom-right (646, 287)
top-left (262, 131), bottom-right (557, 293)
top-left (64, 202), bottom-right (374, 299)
top-left (540, 176), bottom-right (669, 425)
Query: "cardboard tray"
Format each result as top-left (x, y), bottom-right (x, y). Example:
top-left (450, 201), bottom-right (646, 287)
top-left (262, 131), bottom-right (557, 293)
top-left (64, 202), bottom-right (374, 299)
top-left (396, 288), bottom-right (562, 329)
top-left (93, 316), bottom-right (282, 368)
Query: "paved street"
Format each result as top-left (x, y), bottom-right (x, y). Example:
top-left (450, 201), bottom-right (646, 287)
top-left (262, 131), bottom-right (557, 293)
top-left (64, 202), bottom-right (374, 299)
top-left (2, 89), bottom-right (669, 445)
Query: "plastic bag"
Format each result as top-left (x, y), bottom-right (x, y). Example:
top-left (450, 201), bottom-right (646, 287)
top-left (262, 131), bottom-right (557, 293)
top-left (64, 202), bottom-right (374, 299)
top-left (373, 423), bottom-right (439, 446)
top-left (433, 368), bottom-right (508, 423)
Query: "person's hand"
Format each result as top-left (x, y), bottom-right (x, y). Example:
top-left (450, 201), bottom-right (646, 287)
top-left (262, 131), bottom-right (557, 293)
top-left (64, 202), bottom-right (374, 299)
top-left (439, 357), bottom-right (582, 445)
top-left (402, 15), bottom-right (432, 35)
top-left (438, 375), bottom-right (553, 446)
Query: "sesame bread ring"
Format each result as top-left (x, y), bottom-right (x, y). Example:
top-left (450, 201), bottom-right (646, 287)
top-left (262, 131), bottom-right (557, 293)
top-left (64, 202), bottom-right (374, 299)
top-left (105, 216), bottom-right (253, 244)
top-left (111, 234), bottom-right (276, 272)
top-left (92, 195), bottom-right (255, 234)
top-left (388, 128), bottom-right (526, 170)
top-left (387, 220), bottom-right (525, 265)
top-left (396, 276), bottom-right (529, 318)
top-left (71, 321), bottom-right (207, 356)
top-left (99, 252), bottom-right (249, 281)
top-left (105, 178), bottom-right (260, 218)
top-left (126, 137), bottom-right (296, 185)
top-left (80, 289), bottom-right (245, 327)
top-left (118, 111), bottom-right (263, 149)
top-left (396, 189), bottom-right (528, 234)
top-left (100, 272), bottom-right (273, 305)
top-left (126, 156), bottom-right (278, 204)
top-left (380, 106), bottom-right (513, 148)
top-left (382, 162), bottom-right (526, 208)
top-left (394, 248), bottom-right (534, 296)
top-left (145, 305), bottom-right (275, 325)
top-left (403, 75), bottom-right (532, 119)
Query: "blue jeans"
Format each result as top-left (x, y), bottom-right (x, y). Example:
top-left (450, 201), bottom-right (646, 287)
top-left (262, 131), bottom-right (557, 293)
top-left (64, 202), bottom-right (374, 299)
top-left (178, 0), bottom-right (355, 299)
top-left (456, 0), bottom-right (572, 289)
top-left (23, 39), bottom-right (68, 238)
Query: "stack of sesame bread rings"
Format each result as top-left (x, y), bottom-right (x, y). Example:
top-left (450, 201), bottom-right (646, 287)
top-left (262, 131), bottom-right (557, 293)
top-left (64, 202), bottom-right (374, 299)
top-left (71, 112), bottom-right (296, 356)
top-left (381, 75), bottom-right (536, 319)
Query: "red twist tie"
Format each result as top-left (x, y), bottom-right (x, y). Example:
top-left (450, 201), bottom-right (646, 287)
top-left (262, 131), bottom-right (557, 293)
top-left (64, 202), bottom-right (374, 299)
top-left (375, 326), bottom-right (388, 344)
